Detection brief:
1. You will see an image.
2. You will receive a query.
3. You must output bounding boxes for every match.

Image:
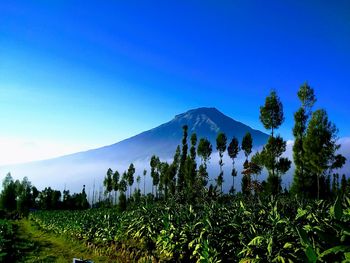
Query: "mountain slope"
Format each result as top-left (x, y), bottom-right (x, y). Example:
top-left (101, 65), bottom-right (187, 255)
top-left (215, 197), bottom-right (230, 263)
top-left (63, 107), bottom-right (268, 162)
top-left (0, 107), bottom-right (268, 193)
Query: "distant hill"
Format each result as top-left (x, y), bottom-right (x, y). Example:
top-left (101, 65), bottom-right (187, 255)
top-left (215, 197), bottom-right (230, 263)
top-left (0, 107), bottom-right (269, 193)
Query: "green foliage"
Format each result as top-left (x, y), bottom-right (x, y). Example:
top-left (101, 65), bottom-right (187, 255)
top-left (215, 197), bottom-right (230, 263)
top-left (292, 84), bottom-right (314, 196)
top-left (119, 176), bottom-right (127, 193)
top-left (258, 90), bottom-right (291, 195)
top-left (103, 168), bottom-right (113, 202)
top-left (0, 219), bottom-right (15, 262)
top-left (241, 132), bottom-right (252, 159)
top-left (297, 83), bottom-right (316, 110)
top-left (197, 138), bottom-right (212, 164)
top-left (178, 125), bottom-right (189, 194)
top-left (62, 185), bottom-right (90, 210)
top-left (38, 187), bottom-right (62, 210)
top-left (0, 173), bottom-right (17, 212)
top-left (197, 138), bottom-right (212, 188)
top-left (29, 196), bottom-right (350, 262)
top-left (184, 133), bottom-right (198, 200)
top-left (119, 192), bottom-right (127, 211)
top-left (143, 169), bottom-right (147, 196)
top-left (259, 90), bottom-right (284, 136)
top-left (228, 137), bottom-right (239, 194)
top-left (216, 132), bottom-right (227, 194)
top-left (341, 174), bottom-right (347, 195)
top-left (291, 84), bottom-right (347, 200)
top-left (150, 155), bottom-right (160, 197)
top-left (241, 161), bottom-right (252, 197)
top-left (127, 163), bottom-right (136, 198)
top-left (241, 133), bottom-right (257, 196)
top-left (112, 170), bottom-right (120, 192)
top-left (304, 109), bottom-right (346, 199)
top-left (257, 136), bottom-right (291, 194)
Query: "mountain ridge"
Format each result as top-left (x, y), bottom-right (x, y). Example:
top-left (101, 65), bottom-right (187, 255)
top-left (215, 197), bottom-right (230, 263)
top-left (0, 107), bottom-right (269, 192)
top-left (42, 107), bottom-right (267, 162)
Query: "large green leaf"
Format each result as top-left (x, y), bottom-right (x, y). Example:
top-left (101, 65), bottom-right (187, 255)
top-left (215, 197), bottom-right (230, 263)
top-left (248, 236), bottom-right (264, 246)
top-left (305, 246), bottom-right (317, 263)
top-left (318, 245), bottom-right (350, 259)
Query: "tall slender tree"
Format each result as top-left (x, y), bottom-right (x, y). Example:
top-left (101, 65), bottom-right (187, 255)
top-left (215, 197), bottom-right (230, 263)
top-left (260, 90), bottom-right (284, 139)
top-left (216, 132), bottom-right (227, 194)
top-left (159, 162), bottom-right (170, 199)
top-left (112, 170), bottom-right (120, 205)
top-left (291, 83), bottom-right (316, 196)
top-left (103, 168), bottom-right (113, 203)
top-left (259, 90), bottom-right (290, 194)
top-left (143, 169), bottom-right (147, 196)
top-left (241, 132), bottom-right (253, 196)
top-left (258, 136), bottom-right (291, 194)
top-left (227, 137), bottom-right (239, 194)
top-left (241, 133), bottom-right (253, 160)
top-left (127, 163), bottom-right (135, 199)
top-left (304, 109), bottom-right (346, 199)
top-left (118, 175), bottom-right (128, 211)
top-left (197, 138), bottom-right (212, 187)
top-left (186, 133), bottom-right (198, 191)
top-left (169, 146), bottom-right (181, 196)
top-left (340, 174), bottom-right (347, 196)
top-left (136, 175), bottom-right (141, 191)
top-left (178, 125), bottom-right (188, 193)
top-left (0, 173), bottom-right (17, 212)
top-left (332, 173), bottom-right (339, 196)
top-left (150, 155), bottom-right (160, 197)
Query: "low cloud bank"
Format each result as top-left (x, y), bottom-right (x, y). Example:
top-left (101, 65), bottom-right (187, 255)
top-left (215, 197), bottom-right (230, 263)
top-left (0, 138), bottom-right (349, 195)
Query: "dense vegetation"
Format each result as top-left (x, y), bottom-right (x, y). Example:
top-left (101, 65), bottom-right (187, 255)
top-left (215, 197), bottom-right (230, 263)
top-left (0, 219), bottom-right (16, 262)
top-left (30, 196), bottom-right (350, 262)
top-left (1, 84), bottom-right (350, 261)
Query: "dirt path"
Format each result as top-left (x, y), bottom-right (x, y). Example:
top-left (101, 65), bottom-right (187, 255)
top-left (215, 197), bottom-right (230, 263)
top-left (14, 219), bottom-right (114, 263)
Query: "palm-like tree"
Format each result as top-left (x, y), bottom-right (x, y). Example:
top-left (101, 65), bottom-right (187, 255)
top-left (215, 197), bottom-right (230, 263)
top-left (127, 163), bottom-right (135, 199)
top-left (103, 168), bottom-right (113, 203)
top-left (216, 132), bottom-right (227, 194)
top-left (143, 169), bottom-right (147, 196)
top-left (197, 138), bottom-right (212, 187)
top-left (112, 170), bottom-right (120, 205)
top-left (227, 137), bottom-right (239, 194)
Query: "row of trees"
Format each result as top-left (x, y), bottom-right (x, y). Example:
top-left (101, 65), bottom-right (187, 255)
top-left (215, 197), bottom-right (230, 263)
top-left (0, 173), bottom-right (89, 217)
top-left (104, 83), bottom-right (347, 206)
top-left (2, 83), bottom-right (345, 215)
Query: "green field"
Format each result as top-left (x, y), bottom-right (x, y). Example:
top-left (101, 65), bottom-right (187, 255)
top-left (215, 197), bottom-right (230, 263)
top-left (26, 196), bottom-right (350, 262)
top-left (0, 218), bottom-right (115, 262)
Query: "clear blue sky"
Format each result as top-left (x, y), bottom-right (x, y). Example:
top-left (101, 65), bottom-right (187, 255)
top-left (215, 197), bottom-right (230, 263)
top-left (0, 1), bottom-right (349, 162)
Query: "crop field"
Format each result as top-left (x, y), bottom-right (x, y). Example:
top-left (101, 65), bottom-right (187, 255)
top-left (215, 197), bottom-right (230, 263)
top-left (29, 196), bottom-right (350, 262)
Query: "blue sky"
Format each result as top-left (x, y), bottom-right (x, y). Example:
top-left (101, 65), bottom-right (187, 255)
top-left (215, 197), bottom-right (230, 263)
top-left (0, 0), bottom-right (349, 164)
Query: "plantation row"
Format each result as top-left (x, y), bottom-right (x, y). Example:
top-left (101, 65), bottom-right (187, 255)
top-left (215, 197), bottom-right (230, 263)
top-left (0, 219), bottom-right (16, 262)
top-left (30, 196), bottom-right (350, 262)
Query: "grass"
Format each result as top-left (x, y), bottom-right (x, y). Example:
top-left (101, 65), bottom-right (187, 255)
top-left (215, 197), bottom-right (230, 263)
top-left (13, 219), bottom-right (115, 263)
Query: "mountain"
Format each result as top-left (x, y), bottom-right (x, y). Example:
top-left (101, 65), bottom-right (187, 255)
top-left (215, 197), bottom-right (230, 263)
top-left (65, 107), bottom-right (268, 163)
top-left (0, 107), bottom-right (269, 193)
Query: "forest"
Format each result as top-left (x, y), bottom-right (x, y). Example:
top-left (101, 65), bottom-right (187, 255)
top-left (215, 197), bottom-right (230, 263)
top-left (1, 84), bottom-right (349, 262)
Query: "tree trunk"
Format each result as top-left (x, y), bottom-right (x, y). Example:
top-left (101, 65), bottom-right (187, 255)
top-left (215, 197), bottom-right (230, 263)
top-left (232, 174), bottom-right (235, 194)
top-left (317, 174), bottom-right (320, 200)
top-left (272, 127), bottom-right (275, 181)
